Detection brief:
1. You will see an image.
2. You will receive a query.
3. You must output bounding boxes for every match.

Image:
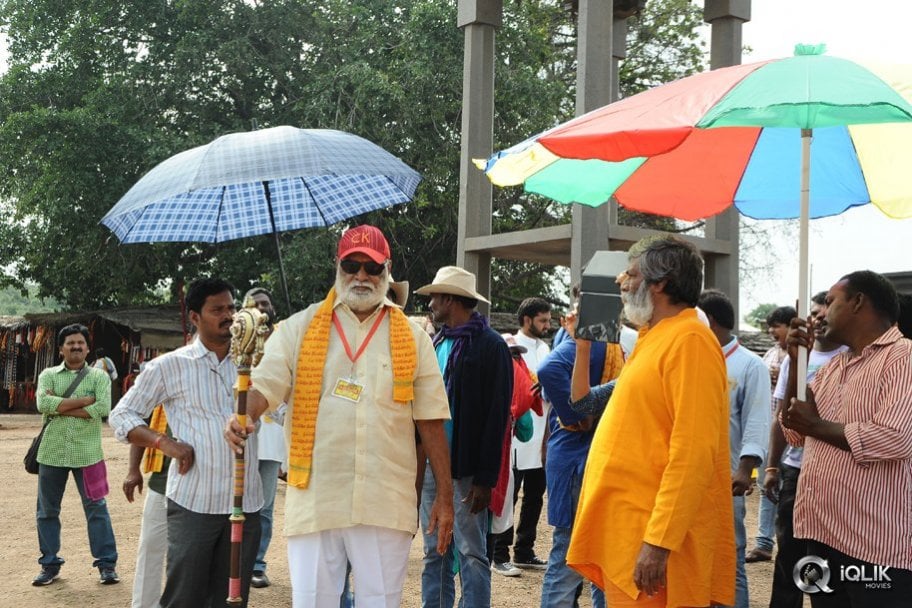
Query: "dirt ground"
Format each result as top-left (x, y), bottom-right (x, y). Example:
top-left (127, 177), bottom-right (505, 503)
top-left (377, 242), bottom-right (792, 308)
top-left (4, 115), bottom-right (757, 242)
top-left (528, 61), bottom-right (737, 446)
top-left (1, 414), bottom-right (780, 607)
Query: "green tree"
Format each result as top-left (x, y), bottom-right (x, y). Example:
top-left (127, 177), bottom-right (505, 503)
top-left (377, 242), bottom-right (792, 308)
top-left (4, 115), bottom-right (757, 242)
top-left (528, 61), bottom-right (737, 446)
top-left (743, 302), bottom-right (777, 329)
top-left (0, 0), bottom-right (706, 314)
top-left (0, 285), bottom-right (59, 315)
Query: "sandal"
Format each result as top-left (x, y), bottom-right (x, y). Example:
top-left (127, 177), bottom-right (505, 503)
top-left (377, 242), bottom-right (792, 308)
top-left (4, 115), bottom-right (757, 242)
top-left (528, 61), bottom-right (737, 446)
top-left (745, 547), bottom-right (773, 562)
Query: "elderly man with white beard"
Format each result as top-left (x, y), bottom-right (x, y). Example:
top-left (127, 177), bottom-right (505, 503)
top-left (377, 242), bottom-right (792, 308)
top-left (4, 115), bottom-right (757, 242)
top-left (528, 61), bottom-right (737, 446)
top-left (565, 235), bottom-right (735, 608)
top-left (225, 225), bottom-right (454, 608)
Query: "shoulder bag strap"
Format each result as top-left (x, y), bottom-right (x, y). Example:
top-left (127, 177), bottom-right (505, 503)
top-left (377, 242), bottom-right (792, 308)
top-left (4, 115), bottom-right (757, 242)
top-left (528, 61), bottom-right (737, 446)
top-left (60, 366), bottom-right (90, 399)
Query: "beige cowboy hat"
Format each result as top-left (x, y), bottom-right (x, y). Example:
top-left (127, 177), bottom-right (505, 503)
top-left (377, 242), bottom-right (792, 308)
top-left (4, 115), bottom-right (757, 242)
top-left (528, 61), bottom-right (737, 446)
top-left (388, 278), bottom-right (410, 308)
top-left (415, 266), bottom-right (491, 305)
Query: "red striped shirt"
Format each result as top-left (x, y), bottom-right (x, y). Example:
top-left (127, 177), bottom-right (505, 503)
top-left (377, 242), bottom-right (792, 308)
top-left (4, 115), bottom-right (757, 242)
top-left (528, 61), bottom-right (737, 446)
top-left (792, 327), bottom-right (912, 569)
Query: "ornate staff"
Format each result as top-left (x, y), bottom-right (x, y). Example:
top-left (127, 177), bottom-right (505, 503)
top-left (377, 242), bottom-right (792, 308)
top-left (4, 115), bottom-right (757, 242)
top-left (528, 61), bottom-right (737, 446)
top-left (227, 299), bottom-right (269, 606)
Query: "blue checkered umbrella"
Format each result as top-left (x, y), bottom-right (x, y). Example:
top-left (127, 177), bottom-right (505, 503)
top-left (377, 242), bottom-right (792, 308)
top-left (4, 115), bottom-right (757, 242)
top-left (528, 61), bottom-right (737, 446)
top-left (101, 126), bottom-right (422, 309)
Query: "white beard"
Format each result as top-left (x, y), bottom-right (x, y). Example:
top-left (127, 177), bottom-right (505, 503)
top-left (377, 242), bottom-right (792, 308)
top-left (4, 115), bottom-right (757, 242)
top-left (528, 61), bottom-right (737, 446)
top-left (623, 279), bottom-right (654, 327)
top-left (335, 268), bottom-right (390, 313)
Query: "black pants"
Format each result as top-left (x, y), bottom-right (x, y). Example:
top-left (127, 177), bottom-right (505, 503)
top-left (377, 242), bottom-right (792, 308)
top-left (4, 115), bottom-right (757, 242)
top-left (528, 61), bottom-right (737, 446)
top-left (769, 463), bottom-right (805, 608)
top-left (806, 539), bottom-right (912, 608)
top-left (160, 499), bottom-right (261, 608)
top-left (491, 466), bottom-right (546, 563)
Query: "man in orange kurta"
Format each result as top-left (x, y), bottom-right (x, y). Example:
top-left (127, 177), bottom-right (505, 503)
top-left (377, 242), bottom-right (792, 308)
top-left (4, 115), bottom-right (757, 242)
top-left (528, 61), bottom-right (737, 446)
top-left (567, 235), bottom-right (735, 608)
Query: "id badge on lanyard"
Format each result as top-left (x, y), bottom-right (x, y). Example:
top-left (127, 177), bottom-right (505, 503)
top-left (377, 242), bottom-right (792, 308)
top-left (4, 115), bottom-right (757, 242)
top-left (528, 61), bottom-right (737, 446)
top-left (330, 308), bottom-right (386, 404)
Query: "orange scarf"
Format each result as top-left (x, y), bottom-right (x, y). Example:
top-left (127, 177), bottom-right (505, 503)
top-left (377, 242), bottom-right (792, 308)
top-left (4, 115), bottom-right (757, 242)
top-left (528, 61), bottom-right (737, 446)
top-left (600, 342), bottom-right (625, 384)
top-left (288, 287), bottom-right (417, 489)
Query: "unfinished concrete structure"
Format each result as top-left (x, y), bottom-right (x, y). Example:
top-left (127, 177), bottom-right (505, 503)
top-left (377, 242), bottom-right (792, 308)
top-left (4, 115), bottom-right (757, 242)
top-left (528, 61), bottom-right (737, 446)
top-left (456, 0), bottom-right (751, 320)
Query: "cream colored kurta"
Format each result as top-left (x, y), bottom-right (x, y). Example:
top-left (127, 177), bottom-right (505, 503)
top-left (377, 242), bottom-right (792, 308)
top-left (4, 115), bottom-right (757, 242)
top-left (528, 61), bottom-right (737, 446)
top-left (567, 308), bottom-right (735, 608)
top-left (251, 298), bottom-right (450, 537)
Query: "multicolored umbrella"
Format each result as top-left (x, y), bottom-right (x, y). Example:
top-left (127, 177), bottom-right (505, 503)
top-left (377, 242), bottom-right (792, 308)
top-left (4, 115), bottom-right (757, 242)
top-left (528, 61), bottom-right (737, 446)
top-left (477, 44), bottom-right (912, 393)
top-left (102, 126), bottom-right (421, 310)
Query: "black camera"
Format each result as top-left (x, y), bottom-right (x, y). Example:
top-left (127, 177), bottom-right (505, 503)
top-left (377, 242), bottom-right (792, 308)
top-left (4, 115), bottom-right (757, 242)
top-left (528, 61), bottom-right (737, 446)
top-left (576, 251), bottom-right (627, 343)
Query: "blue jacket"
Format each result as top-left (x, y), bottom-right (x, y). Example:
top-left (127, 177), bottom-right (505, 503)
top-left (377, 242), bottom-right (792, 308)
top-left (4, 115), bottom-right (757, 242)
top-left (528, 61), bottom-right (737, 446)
top-left (537, 337), bottom-right (607, 527)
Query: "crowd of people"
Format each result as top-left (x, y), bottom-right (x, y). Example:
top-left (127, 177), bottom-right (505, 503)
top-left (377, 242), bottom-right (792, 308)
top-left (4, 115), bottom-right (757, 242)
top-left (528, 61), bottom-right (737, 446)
top-left (30, 224), bottom-right (912, 608)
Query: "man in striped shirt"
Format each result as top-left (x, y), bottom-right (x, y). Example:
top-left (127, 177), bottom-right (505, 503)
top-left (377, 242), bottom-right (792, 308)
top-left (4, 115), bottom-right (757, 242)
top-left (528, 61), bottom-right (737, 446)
top-left (111, 278), bottom-right (264, 608)
top-left (783, 270), bottom-right (912, 607)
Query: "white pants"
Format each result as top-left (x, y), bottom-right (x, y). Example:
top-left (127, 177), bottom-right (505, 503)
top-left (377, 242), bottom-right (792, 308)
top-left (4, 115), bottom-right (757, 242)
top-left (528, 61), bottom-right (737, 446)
top-left (288, 524), bottom-right (412, 608)
top-left (132, 488), bottom-right (168, 608)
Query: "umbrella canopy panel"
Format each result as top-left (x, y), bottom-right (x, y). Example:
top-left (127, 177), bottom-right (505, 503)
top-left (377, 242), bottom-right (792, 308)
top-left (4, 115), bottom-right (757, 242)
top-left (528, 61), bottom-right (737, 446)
top-left (478, 46), bottom-right (912, 221)
top-left (102, 127), bottom-right (421, 243)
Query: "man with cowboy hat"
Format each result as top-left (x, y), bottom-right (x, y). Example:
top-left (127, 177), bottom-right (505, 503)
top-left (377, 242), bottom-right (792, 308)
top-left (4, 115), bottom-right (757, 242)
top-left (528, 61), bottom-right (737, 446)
top-left (415, 266), bottom-right (513, 608)
top-left (226, 225), bottom-right (454, 608)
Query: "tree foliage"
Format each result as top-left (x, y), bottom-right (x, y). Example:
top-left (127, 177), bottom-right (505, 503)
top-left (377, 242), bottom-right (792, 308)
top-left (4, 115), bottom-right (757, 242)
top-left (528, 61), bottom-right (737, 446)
top-left (0, 0), bottom-right (706, 315)
top-left (743, 302), bottom-right (777, 329)
top-left (0, 284), bottom-right (58, 315)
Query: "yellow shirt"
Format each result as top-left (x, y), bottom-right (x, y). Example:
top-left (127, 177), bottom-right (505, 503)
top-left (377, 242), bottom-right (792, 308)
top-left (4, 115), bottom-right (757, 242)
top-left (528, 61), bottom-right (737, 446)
top-left (567, 308), bottom-right (735, 608)
top-left (251, 299), bottom-right (450, 537)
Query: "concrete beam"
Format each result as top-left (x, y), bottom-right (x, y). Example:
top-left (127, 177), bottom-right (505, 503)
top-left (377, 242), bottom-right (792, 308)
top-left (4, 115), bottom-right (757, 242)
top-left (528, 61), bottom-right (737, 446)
top-left (464, 225), bottom-right (574, 267)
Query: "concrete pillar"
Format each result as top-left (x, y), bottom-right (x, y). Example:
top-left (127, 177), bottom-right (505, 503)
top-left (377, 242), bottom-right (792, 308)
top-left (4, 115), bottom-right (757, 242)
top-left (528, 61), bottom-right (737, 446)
top-left (703, 0), bottom-right (750, 324)
top-left (456, 0), bottom-right (502, 311)
top-left (570, 1), bottom-right (619, 284)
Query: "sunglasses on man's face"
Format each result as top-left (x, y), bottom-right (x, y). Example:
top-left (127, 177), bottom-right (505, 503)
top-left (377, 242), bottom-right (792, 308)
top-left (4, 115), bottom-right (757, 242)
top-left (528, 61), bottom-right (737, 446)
top-left (340, 259), bottom-right (386, 276)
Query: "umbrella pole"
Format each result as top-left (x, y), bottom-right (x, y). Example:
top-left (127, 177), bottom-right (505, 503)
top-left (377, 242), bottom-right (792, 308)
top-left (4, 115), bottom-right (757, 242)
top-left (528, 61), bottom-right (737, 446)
top-left (797, 129), bottom-right (811, 400)
top-left (263, 181), bottom-right (293, 314)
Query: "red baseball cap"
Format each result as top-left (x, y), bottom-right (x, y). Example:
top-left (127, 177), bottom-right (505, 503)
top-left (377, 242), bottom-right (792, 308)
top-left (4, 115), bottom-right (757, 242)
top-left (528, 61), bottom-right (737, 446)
top-left (337, 225), bottom-right (391, 264)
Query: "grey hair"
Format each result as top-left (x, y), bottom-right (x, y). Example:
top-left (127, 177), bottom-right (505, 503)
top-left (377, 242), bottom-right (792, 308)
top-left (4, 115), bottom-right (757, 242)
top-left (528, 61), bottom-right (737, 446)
top-left (628, 235), bottom-right (703, 307)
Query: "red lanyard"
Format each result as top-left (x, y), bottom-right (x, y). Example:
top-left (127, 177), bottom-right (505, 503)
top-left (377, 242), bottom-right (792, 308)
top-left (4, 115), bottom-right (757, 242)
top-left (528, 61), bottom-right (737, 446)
top-left (723, 339), bottom-right (739, 360)
top-left (332, 308), bottom-right (387, 364)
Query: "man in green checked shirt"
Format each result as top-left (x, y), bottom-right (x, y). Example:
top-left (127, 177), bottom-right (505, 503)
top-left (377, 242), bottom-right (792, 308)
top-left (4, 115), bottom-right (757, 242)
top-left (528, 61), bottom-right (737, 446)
top-left (33, 323), bottom-right (120, 587)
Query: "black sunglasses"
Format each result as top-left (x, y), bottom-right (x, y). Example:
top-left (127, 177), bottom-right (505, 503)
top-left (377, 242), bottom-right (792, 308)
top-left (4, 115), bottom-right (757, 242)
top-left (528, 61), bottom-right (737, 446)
top-left (340, 259), bottom-right (386, 276)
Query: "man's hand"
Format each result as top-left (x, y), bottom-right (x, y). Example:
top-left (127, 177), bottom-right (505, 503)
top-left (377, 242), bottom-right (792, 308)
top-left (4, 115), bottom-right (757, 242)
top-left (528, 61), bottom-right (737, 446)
top-left (224, 414), bottom-right (256, 455)
top-left (763, 469), bottom-right (780, 503)
top-left (426, 494), bottom-right (454, 555)
top-left (786, 317), bottom-right (814, 360)
top-left (160, 437), bottom-right (195, 475)
top-left (731, 469), bottom-right (754, 497)
top-left (769, 366), bottom-right (780, 388)
top-left (783, 386), bottom-right (820, 435)
top-left (122, 469), bottom-right (144, 503)
top-left (732, 457), bottom-right (759, 497)
top-left (633, 542), bottom-right (670, 597)
top-left (463, 485), bottom-right (491, 514)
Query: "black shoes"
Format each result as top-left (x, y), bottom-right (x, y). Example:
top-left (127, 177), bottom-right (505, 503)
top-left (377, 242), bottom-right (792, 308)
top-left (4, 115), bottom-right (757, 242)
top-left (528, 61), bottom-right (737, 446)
top-left (99, 567), bottom-right (120, 585)
top-left (32, 568), bottom-right (60, 586)
top-left (251, 570), bottom-right (271, 588)
top-left (514, 556), bottom-right (548, 570)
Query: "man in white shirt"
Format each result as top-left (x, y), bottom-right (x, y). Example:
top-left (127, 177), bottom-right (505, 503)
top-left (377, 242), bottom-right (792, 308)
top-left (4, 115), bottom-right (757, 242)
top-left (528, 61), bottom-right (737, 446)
top-left (93, 348), bottom-right (118, 381)
top-left (226, 225), bottom-right (453, 608)
top-left (491, 297), bottom-right (552, 576)
top-left (698, 289), bottom-right (771, 608)
top-left (110, 278), bottom-right (263, 608)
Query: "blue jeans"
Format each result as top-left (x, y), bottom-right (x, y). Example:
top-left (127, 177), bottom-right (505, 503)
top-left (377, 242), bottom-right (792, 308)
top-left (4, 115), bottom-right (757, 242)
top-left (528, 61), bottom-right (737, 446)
top-left (340, 562), bottom-right (354, 608)
top-left (420, 469), bottom-right (491, 607)
top-left (755, 467), bottom-right (775, 551)
top-left (36, 463), bottom-right (118, 570)
top-left (732, 495), bottom-right (748, 608)
top-left (540, 471), bottom-right (604, 608)
top-left (254, 459), bottom-right (281, 572)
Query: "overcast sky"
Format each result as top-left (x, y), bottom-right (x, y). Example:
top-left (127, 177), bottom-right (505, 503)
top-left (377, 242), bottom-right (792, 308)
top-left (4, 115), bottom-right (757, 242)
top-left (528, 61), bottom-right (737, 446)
top-left (728, 0), bottom-right (912, 316)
